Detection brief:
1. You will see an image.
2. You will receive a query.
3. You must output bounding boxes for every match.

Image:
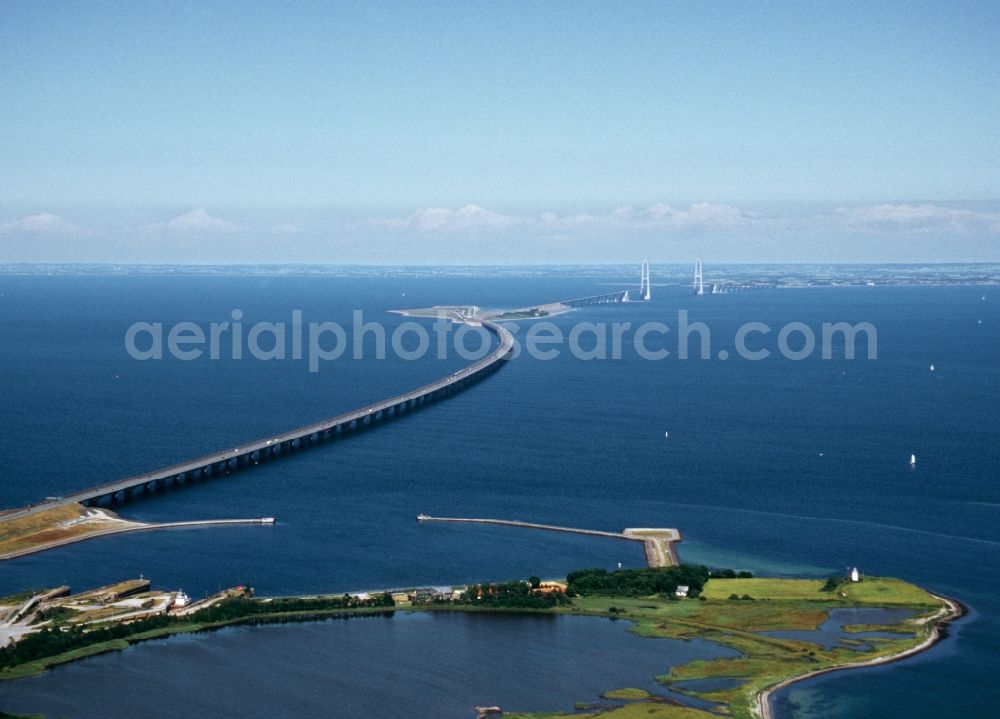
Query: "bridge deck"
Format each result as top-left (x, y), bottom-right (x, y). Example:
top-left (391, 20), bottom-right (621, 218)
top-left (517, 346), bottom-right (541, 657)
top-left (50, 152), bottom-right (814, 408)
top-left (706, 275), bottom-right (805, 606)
top-left (560, 290), bottom-right (628, 307)
top-left (6, 320), bottom-right (513, 519)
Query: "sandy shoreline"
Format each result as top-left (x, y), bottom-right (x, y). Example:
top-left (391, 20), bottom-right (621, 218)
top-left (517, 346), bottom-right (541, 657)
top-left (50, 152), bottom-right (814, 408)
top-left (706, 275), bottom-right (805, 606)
top-left (0, 516), bottom-right (271, 561)
top-left (755, 593), bottom-right (965, 719)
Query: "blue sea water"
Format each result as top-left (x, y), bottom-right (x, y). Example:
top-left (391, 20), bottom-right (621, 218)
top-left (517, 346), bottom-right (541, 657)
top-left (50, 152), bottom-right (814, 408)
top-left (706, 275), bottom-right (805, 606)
top-left (0, 271), bottom-right (998, 717)
top-left (0, 612), bottom-right (737, 719)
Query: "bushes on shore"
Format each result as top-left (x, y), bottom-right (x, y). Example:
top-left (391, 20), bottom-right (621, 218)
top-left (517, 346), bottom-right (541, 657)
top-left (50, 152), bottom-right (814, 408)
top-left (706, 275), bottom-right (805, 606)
top-left (0, 593), bottom-right (394, 671)
top-left (457, 581), bottom-right (571, 609)
top-left (710, 569), bottom-right (755, 579)
top-left (0, 615), bottom-right (172, 670)
top-left (821, 577), bottom-right (842, 592)
top-left (189, 593), bottom-right (394, 624)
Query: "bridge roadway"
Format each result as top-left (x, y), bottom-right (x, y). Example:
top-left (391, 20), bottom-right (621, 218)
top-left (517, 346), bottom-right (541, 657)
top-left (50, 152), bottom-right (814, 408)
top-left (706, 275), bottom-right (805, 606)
top-left (561, 290), bottom-right (628, 307)
top-left (7, 320), bottom-right (514, 518)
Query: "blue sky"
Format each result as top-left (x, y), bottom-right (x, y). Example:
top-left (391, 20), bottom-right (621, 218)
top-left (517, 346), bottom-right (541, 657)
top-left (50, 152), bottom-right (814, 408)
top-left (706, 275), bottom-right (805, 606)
top-left (1, 1), bottom-right (998, 262)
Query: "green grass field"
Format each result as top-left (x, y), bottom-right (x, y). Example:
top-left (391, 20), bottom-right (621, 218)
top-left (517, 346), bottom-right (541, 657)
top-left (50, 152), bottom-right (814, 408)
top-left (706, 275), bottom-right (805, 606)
top-left (702, 577), bottom-right (828, 600)
top-left (702, 577), bottom-right (940, 606)
top-left (505, 704), bottom-right (719, 719)
top-left (838, 577), bottom-right (940, 605)
top-left (601, 688), bottom-right (651, 700)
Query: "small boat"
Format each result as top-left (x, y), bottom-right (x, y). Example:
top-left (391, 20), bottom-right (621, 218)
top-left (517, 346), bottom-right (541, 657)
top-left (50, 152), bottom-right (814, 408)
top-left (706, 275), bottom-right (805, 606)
top-left (909, 454), bottom-right (917, 467)
top-left (930, 364), bottom-right (935, 372)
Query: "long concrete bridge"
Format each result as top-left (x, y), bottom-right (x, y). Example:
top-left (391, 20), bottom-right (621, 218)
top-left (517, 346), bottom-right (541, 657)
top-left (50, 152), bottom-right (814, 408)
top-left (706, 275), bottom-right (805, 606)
top-left (416, 515), bottom-right (682, 567)
top-left (560, 290), bottom-right (628, 307)
top-left (7, 320), bottom-right (513, 518)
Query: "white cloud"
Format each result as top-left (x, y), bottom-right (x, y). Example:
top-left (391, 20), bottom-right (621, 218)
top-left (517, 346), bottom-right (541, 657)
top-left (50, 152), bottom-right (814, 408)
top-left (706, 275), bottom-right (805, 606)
top-left (0, 213), bottom-right (83, 236)
top-left (366, 202), bottom-right (753, 234)
top-left (368, 204), bottom-right (524, 232)
top-left (546, 202), bottom-right (751, 230)
top-left (836, 203), bottom-right (1000, 233)
top-left (138, 208), bottom-right (241, 234)
top-left (271, 223), bottom-right (303, 234)
top-left (365, 201), bottom-right (1000, 239)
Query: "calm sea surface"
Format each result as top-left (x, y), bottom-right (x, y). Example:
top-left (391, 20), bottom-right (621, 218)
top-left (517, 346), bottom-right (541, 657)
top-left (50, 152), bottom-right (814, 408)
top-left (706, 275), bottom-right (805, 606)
top-left (0, 272), bottom-right (997, 718)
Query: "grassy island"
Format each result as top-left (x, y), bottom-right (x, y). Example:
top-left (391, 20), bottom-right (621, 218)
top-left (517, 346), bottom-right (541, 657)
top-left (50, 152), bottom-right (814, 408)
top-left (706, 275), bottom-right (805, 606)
top-left (0, 504), bottom-right (140, 559)
top-left (511, 573), bottom-right (959, 719)
top-left (0, 567), bottom-right (960, 719)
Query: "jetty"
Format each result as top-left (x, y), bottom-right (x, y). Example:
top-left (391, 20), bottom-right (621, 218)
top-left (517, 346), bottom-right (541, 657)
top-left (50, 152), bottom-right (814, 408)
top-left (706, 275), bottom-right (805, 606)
top-left (416, 515), bottom-right (681, 567)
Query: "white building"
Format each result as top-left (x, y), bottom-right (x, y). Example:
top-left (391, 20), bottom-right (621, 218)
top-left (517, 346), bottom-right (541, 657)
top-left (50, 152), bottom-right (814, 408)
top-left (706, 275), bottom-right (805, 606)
top-left (850, 567), bottom-right (860, 582)
top-left (675, 585), bottom-right (690, 598)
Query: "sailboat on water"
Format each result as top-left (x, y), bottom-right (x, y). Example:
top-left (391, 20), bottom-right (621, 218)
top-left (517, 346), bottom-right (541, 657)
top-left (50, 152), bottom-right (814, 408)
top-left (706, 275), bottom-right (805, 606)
top-left (909, 454), bottom-right (917, 467)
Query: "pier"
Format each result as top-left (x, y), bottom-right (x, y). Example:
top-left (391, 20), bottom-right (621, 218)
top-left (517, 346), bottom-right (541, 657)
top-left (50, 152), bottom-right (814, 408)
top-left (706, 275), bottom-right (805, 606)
top-left (416, 515), bottom-right (682, 567)
top-left (5, 320), bottom-right (513, 519)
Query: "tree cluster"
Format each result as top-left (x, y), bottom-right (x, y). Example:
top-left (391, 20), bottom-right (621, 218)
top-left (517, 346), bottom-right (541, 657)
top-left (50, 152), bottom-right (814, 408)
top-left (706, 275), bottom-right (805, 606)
top-left (0, 593), bottom-right (395, 671)
top-left (709, 569), bottom-right (755, 579)
top-left (566, 565), bottom-right (710, 597)
top-left (0, 615), bottom-right (172, 670)
top-left (457, 581), bottom-right (571, 609)
top-left (190, 593), bottom-right (395, 623)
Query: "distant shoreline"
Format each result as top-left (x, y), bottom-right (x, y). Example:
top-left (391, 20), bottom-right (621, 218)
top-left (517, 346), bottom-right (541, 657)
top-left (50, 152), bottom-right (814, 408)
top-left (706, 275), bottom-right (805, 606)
top-left (0, 261), bottom-right (997, 288)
